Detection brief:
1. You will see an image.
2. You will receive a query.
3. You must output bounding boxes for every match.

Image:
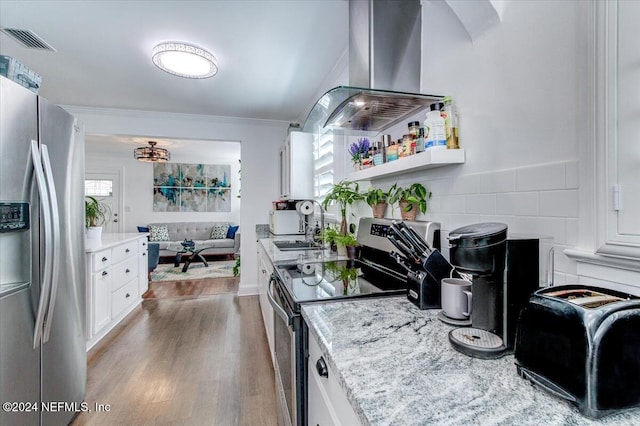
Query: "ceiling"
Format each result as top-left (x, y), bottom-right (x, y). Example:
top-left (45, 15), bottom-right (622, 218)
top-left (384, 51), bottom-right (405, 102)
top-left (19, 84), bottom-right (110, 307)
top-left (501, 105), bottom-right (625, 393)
top-left (0, 0), bottom-right (349, 125)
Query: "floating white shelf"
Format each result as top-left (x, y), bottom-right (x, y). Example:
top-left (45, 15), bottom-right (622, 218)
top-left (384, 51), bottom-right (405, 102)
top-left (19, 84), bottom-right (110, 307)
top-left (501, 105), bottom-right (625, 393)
top-left (347, 149), bottom-right (465, 181)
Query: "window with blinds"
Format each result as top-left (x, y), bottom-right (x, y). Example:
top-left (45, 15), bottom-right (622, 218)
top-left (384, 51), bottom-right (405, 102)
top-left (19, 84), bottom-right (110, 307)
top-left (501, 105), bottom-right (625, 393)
top-left (313, 131), bottom-right (334, 200)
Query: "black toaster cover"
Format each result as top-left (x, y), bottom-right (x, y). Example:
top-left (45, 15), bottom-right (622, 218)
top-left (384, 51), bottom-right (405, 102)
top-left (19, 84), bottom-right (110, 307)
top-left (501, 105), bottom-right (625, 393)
top-left (514, 285), bottom-right (640, 419)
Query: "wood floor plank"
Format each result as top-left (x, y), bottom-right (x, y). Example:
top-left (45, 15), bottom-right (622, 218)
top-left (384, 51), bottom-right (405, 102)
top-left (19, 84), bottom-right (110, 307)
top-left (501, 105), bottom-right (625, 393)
top-left (72, 280), bottom-right (277, 426)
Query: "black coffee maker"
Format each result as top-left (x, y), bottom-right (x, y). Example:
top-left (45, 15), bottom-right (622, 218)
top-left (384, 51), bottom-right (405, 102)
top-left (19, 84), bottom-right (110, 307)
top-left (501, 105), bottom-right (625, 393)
top-left (447, 223), bottom-right (509, 359)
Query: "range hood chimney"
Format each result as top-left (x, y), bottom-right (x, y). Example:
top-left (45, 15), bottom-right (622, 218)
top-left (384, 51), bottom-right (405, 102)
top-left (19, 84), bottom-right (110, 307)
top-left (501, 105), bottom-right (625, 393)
top-left (302, 0), bottom-right (442, 134)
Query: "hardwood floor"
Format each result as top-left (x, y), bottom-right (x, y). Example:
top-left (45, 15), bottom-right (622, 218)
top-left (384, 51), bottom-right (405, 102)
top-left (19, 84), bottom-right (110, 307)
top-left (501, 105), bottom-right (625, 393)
top-left (143, 276), bottom-right (240, 299)
top-left (72, 279), bottom-right (278, 426)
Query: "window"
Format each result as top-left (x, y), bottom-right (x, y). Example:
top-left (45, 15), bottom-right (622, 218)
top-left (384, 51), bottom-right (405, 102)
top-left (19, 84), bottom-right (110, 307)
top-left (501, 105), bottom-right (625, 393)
top-left (85, 180), bottom-right (113, 197)
top-left (313, 131), bottom-right (334, 200)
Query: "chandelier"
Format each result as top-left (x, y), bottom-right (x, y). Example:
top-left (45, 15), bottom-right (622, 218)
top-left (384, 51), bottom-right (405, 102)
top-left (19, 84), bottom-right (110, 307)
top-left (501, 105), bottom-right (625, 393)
top-left (134, 141), bottom-right (171, 162)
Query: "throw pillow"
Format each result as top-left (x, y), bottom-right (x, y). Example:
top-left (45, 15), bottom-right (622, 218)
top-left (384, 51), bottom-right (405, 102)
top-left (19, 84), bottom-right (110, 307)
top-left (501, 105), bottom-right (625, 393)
top-left (210, 223), bottom-right (230, 239)
top-left (226, 225), bottom-right (239, 239)
top-left (148, 224), bottom-right (170, 242)
top-left (137, 226), bottom-right (149, 233)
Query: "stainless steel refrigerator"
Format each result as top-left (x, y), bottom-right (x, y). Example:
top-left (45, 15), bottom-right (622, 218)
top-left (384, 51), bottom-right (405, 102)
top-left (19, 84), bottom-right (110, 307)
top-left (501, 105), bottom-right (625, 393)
top-left (0, 76), bottom-right (86, 425)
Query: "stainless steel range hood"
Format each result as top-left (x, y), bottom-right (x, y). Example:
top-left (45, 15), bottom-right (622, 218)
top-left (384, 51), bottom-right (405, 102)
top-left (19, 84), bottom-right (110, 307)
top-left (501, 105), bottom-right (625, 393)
top-left (302, 0), bottom-right (442, 134)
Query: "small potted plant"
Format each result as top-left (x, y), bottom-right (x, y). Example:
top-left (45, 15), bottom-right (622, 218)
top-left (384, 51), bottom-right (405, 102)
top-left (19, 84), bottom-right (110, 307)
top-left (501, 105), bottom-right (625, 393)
top-left (321, 180), bottom-right (363, 235)
top-left (347, 138), bottom-right (370, 171)
top-left (85, 196), bottom-right (111, 239)
top-left (363, 184), bottom-right (397, 219)
top-left (389, 183), bottom-right (431, 221)
top-left (335, 232), bottom-right (360, 259)
top-left (319, 225), bottom-right (341, 252)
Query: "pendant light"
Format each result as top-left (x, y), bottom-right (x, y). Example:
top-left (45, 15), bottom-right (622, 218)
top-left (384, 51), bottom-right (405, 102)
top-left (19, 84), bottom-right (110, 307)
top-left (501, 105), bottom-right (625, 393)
top-left (134, 141), bottom-right (171, 162)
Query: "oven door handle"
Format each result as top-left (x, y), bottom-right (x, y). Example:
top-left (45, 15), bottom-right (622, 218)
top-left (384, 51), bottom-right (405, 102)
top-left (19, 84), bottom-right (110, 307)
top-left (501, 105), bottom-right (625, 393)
top-left (267, 274), bottom-right (292, 326)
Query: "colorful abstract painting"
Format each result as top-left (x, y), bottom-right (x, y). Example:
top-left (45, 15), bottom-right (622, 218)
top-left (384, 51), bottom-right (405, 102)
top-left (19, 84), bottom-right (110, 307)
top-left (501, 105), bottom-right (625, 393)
top-left (153, 163), bottom-right (231, 212)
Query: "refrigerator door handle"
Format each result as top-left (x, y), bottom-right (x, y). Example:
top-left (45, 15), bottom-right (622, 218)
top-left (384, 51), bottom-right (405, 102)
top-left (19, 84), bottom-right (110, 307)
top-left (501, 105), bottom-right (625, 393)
top-left (41, 144), bottom-right (61, 343)
top-left (30, 140), bottom-right (53, 349)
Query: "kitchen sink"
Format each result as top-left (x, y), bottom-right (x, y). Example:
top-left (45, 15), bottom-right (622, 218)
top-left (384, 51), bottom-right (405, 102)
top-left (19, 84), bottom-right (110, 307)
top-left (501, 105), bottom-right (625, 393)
top-left (273, 240), bottom-right (322, 251)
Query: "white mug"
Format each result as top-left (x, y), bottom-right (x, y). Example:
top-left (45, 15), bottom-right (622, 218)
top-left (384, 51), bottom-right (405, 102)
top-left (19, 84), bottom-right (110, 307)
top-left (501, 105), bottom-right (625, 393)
top-left (441, 278), bottom-right (472, 320)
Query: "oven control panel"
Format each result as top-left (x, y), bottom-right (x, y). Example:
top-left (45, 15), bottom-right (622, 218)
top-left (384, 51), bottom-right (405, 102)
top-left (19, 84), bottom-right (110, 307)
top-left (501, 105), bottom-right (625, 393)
top-left (0, 202), bottom-right (30, 233)
top-left (369, 223), bottom-right (390, 238)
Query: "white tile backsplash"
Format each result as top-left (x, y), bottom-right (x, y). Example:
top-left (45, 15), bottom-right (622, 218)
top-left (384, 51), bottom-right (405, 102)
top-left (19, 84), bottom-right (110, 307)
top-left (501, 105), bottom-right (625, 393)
top-left (539, 189), bottom-right (579, 217)
top-left (516, 162), bottom-right (566, 191)
top-left (496, 192), bottom-right (539, 216)
top-left (371, 160), bottom-right (579, 278)
top-left (466, 194), bottom-right (496, 214)
top-left (480, 169), bottom-right (517, 193)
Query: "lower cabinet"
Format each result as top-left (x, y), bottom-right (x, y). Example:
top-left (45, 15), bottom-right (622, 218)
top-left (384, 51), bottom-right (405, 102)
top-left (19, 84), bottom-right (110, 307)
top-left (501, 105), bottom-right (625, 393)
top-left (307, 332), bottom-right (361, 426)
top-left (86, 234), bottom-right (148, 350)
top-left (257, 243), bottom-right (275, 363)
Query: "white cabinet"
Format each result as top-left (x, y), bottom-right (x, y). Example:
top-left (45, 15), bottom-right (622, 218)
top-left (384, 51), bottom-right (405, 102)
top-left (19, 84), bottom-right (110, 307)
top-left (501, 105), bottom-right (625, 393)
top-left (85, 233), bottom-right (147, 350)
top-left (307, 332), bottom-right (361, 426)
top-left (280, 131), bottom-right (313, 199)
top-left (258, 243), bottom-right (275, 363)
top-left (137, 238), bottom-right (149, 297)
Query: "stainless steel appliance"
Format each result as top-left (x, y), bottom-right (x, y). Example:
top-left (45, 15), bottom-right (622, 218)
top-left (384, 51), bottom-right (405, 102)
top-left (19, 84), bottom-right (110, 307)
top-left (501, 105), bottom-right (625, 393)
top-left (267, 217), bottom-right (440, 426)
top-left (515, 286), bottom-right (640, 419)
top-left (447, 223), bottom-right (554, 358)
top-left (0, 76), bottom-right (86, 426)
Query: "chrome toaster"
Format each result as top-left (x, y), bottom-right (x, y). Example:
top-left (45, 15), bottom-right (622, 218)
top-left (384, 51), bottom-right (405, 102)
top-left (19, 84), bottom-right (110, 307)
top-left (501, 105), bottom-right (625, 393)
top-left (514, 285), bottom-right (640, 418)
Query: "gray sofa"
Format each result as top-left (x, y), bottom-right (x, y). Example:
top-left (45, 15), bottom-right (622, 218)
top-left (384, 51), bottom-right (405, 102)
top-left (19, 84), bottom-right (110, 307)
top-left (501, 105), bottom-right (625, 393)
top-left (148, 221), bottom-right (240, 258)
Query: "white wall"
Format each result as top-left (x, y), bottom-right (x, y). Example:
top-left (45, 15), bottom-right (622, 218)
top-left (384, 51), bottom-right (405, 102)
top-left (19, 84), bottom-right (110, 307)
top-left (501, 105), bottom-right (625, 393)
top-left (85, 139), bottom-right (241, 231)
top-left (345, 1), bottom-right (590, 285)
top-left (67, 106), bottom-right (288, 295)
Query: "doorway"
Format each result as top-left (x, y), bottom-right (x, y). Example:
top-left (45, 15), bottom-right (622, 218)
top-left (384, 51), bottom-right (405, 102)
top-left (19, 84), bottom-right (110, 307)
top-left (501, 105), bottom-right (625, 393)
top-left (85, 171), bottom-right (123, 234)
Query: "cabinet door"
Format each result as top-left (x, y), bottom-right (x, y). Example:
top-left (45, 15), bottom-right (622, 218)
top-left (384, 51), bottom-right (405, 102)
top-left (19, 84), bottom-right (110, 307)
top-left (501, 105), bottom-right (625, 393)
top-left (92, 267), bottom-right (112, 335)
top-left (138, 247), bottom-right (148, 297)
top-left (257, 246), bottom-right (275, 361)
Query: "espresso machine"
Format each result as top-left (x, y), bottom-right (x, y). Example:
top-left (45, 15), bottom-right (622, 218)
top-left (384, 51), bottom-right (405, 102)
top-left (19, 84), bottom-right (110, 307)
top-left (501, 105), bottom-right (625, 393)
top-left (447, 223), bottom-right (554, 359)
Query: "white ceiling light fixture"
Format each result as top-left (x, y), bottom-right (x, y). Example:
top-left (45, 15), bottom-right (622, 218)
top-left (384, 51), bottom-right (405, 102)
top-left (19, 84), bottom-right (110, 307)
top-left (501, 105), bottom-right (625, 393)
top-left (152, 42), bottom-right (218, 79)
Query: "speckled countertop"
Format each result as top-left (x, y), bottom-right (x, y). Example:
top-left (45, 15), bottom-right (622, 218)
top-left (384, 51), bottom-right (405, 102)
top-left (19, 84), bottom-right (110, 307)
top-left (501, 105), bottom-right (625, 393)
top-left (301, 297), bottom-right (640, 426)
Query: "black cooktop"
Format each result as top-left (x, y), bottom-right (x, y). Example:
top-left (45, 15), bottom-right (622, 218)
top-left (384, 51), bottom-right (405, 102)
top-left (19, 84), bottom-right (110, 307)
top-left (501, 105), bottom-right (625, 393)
top-left (276, 259), bottom-right (407, 304)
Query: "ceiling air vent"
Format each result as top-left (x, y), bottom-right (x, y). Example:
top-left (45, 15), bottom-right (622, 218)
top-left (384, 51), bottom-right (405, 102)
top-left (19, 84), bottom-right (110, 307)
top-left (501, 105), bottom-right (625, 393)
top-left (1, 28), bottom-right (56, 51)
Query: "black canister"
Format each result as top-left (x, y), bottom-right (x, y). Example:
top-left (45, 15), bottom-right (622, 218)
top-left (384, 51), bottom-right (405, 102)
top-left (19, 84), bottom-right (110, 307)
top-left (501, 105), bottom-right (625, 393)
top-left (448, 223), bottom-right (508, 336)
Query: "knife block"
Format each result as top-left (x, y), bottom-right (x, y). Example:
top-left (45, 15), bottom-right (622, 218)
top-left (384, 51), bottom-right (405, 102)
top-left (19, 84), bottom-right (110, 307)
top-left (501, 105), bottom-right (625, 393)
top-left (406, 249), bottom-right (458, 309)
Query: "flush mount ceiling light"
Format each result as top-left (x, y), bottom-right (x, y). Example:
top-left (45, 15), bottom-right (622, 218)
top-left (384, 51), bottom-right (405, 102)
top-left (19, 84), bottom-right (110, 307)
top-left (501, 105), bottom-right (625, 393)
top-left (134, 141), bottom-right (171, 162)
top-left (151, 42), bottom-right (218, 79)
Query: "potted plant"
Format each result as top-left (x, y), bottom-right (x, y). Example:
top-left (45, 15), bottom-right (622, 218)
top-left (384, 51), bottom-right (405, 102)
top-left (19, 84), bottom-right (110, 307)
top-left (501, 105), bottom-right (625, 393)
top-left (335, 232), bottom-right (360, 259)
top-left (364, 184), bottom-right (397, 219)
top-left (85, 196), bottom-right (111, 239)
top-left (389, 183), bottom-right (431, 221)
top-left (321, 180), bottom-right (363, 235)
top-left (319, 225), bottom-right (341, 252)
top-left (347, 137), bottom-right (370, 171)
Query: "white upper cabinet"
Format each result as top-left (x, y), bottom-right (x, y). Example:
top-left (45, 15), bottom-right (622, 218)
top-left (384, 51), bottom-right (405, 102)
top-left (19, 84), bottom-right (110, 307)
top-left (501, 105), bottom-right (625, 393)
top-left (279, 131), bottom-right (313, 200)
top-left (597, 0), bottom-right (640, 258)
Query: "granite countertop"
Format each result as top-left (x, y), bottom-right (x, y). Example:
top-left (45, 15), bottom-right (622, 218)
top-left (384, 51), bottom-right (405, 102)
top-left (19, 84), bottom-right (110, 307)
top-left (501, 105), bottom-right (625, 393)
top-left (301, 297), bottom-right (640, 426)
top-left (85, 232), bottom-right (146, 252)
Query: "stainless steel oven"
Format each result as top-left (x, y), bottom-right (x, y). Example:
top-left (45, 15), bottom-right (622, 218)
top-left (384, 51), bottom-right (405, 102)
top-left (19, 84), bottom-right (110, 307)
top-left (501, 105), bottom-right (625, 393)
top-left (267, 273), bottom-right (306, 426)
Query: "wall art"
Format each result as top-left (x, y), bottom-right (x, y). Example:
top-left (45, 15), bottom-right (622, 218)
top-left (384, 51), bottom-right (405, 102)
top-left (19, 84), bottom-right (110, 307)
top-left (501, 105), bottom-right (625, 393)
top-left (153, 163), bottom-right (231, 212)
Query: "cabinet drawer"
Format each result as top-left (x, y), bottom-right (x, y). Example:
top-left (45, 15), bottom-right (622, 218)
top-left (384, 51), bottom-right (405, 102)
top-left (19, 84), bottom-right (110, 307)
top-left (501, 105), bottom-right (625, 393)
top-left (112, 240), bottom-right (138, 264)
top-left (92, 248), bottom-right (112, 272)
top-left (138, 238), bottom-right (148, 252)
top-left (111, 257), bottom-right (138, 292)
top-left (111, 279), bottom-right (137, 319)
